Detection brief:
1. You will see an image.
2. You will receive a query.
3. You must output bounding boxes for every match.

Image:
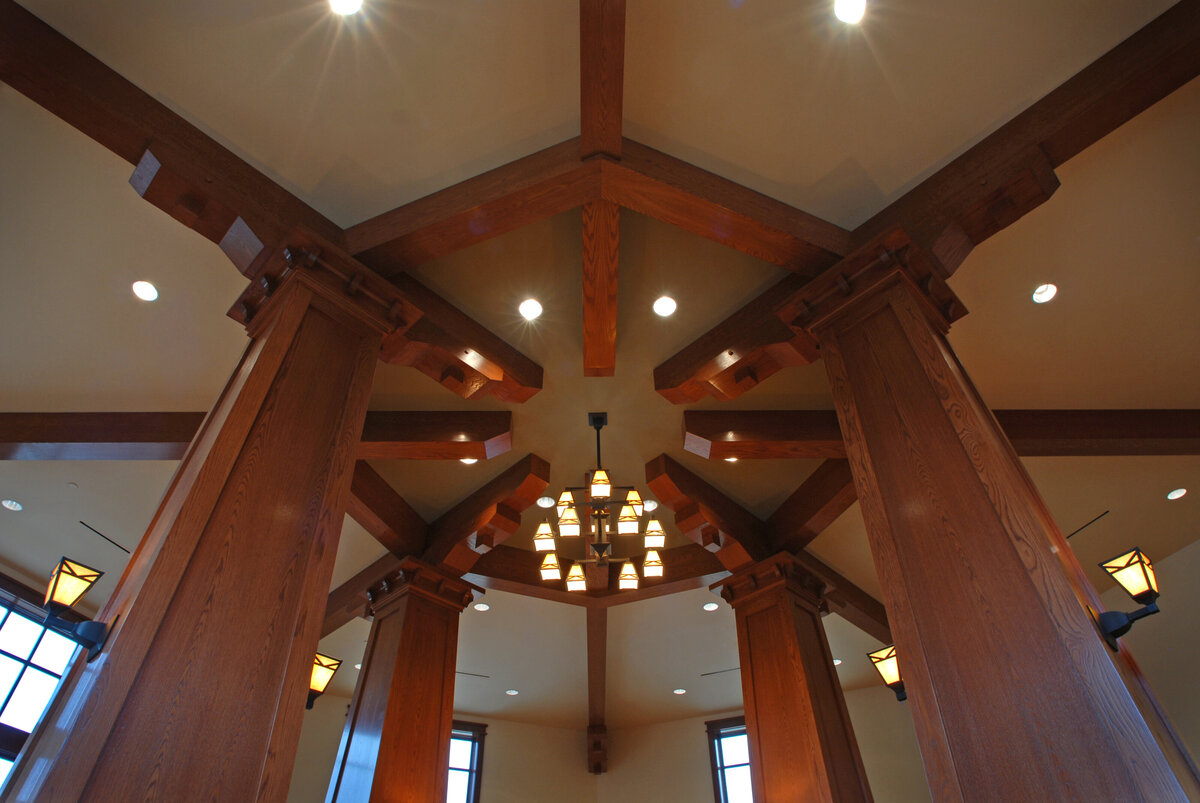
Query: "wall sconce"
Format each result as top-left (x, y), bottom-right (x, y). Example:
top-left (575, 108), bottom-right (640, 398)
top-left (868, 645), bottom-right (906, 702)
top-left (1097, 547), bottom-right (1160, 651)
top-left (41, 556), bottom-right (111, 662)
top-left (308, 653), bottom-right (342, 709)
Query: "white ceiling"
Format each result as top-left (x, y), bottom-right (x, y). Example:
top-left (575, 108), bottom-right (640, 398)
top-left (1, 0), bottom-right (1198, 732)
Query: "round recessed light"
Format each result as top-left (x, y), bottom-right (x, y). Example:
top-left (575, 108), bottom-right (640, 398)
top-left (653, 296), bottom-right (677, 317)
top-left (643, 499), bottom-right (658, 512)
top-left (505, 689), bottom-right (519, 696)
top-left (354, 663), bottom-right (362, 670)
top-left (1032, 283), bottom-right (1057, 304)
top-left (329, 0), bottom-right (363, 15)
top-left (131, 280), bottom-right (159, 301)
top-left (460, 458), bottom-right (478, 465)
top-left (536, 496), bottom-right (555, 509)
top-left (1, 499), bottom-right (22, 512)
top-left (833, 658), bottom-right (843, 666)
top-left (672, 688), bottom-right (687, 695)
top-left (518, 298), bottom-right (543, 320)
top-left (833, 0), bottom-right (866, 24)
top-left (473, 602), bottom-right (490, 612)
top-left (724, 457), bottom-right (738, 463)
top-left (1167, 488), bottom-right (1187, 500)
top-left (702, 601), bottom-right (719, 612)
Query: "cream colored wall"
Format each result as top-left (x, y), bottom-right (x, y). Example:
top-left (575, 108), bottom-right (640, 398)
top-left (473, 717), bottom-right (598, 803)
top-left (287, 693), bottom-right (351, 803)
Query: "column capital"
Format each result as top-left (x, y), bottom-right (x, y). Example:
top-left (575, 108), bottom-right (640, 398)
top-left (715, 552), bottom-right (827, 613)
top-left (367, 556), bottom-right (482, 616)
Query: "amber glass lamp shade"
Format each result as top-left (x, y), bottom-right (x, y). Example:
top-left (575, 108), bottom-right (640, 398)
top-left (533, 521), bottom-right (556, 552)
top-left (868, 645), bottom-right (906, 701)
top-left (558, 506), bottom-right (581, 537)
top-left (642, 550), bottom-right (664, 578)
top-left (44, 557), bottom-right (104, 615)
top-left (589, 468), bottom-right (611, 499)
top-left (307, 652), bottom-right (342, 709)
top-left (540, 553), bottom-right (562, 581)
top-left (565, 564), bottom-right (587, 592)
top-left (625, 489), bottom-right (644, 516)
top-left (556, 491), bottom-right (574, 518)
top-left (1100, 548), bottom-right (1159, 605)
top-left (618, 561), bottom-right (639, 590)
top-left (643, 519), bottom-right (666, 549)
top-left (616, 505), bottom-right (640, 535)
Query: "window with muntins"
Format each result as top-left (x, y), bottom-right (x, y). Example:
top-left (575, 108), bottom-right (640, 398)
top-left (446, 720), bottom-right (486, 803)
top-left (707, 716), bottom-right (754, 803)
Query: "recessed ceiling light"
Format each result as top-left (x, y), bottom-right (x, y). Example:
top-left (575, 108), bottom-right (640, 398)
top-left (833, 0), bottom-right (866, 24)
top-left (329, 0), bottom-right (363, 15)
top-left (702, 602), bottom-right (719, 612)
top-left (724, 457), bottom-right (738, 463)
top-left (473, 602), bottom-right (490, 612)
top-left (131, 280), bottom-right (158, 301)
top-left (643, 499), bottom-right (658, 512)
top-left (518, 298), bottom-right (543, 320)
top-left (505, 689), bottom-right (519, 696)
top-left (653, 296), bottom-right (677, 317)
top-left (1032, 283), bottom-right (1057, 304)
top-left (672, 688), bottom-right (687, 695)
top-left (833, 658), bottom-right (843, 666)
top-left (1167, 488), bottom-right (1187, 500)
top-left (1, 499), bottom-right (22, 512)
top-left (536, 496), bottom-right (555, 509)
top-left (354, 663), bottom-right (362, 670)
top-left (460, 458), bottom-right (478, 465)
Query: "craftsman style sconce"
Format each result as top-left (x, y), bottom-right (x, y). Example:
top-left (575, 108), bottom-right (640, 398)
top-left (308, 653), bottom-right (342, 708)
top-left (868, 645), bottom-right (906, 702)
top-left (41, 556), bottom-right (111, 662)
top-left (1097, 548), bottom-right (1160, 651)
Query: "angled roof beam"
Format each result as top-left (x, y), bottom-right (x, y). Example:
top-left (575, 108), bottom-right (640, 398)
top-left (345, 139), bottom-right (601, 274)
top-left (346, 462), bottom-right (428, 557)
top-left (581, 199), bottom-right (621, 377)
top-left (683, 409), bottom-right (1200, 459)
top-left (0, 0), bottom-right (341, 278)
top-left (766, 460), bottom-right (857, 554)
top-left (580, 0), bottom-right (625, 160)
top-left (0, 410), bottom-right (515, 461)
top-left (854, 0), bottom-right (1200, 277)
top-left (322, 553), bottom-right (402, 638)
top-left (422, 454), bottom-right (551, 575)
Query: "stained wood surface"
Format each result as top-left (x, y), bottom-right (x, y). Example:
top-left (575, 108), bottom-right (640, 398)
top-left (766, 460), bottom-right (857, 553)
top-left (586, 607), bottom-right (607, 727)
top-left (323, 553), bottom-right (403, 637)
top-left (853, 0), bottom-right (1200, 277)
top-left (817, 277), bottom-right (1186, 801)
top-left (580, 0), bottom-right (625, 159)
top-left (346, 462), bottom-right (428, 557)
top-left (357, 411), bottom-right (512, 460)
top-left (581, 199), bottom-right (621, 376)
top-left (3, 279), bottom-right (381, 801)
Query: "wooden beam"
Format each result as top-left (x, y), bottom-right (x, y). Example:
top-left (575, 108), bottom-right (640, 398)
top-left (581, 199), bottom-right (620, 376)
top-left (601, 140), bottom-right (852, 271)
top-left (422, 454), bottom-right (551, 574)
top-left (580, 0), bottom-right (625, 160)
top-left (853, 0), bottom-right (1200, 277)
top-left (0, 410), bottom-right (515, 461)
top-left (358, 411), bottom-right (512, 460)
top-left (789, 551), bottom-right (891, 645)
top-left (645, 454), bottom-right (769, 570)
top-left (766, 460), bottom-right (857, 554)
top-left (346, 462), bottom-right (428, 557)
top-left (683, 409), bottom-right (1200, 459)
top-left (0, 0), bottom-right (342, 277)
top-left (345, 139), bottom-right (600, 273)
top-left (322, 553), bottom-right (403, 638)
top-left (586, 607), bottom-right (609, 774)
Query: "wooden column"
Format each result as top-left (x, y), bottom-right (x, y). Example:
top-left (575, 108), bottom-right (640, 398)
top-left (814, 273), bottom-right (1187, 801)
top-left (4, 271), bottom-right (384, 802)
top-left (718, 555), bottom-right (872, 803)
top-left (325, 559), bottom-right (478, 803)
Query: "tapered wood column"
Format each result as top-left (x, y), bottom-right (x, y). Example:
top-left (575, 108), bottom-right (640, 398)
top-left (4, 272), bottom-right (384, 802)
top-left (718, 554), bottom-right (872, 803)
top-left (814, 273), bottom-right (1187, 801)
top-left (325, 559), bottom-right (478, 803)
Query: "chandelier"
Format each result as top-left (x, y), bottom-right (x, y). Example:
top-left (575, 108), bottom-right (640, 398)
top-left (534, 413), bottom-right (665, 591)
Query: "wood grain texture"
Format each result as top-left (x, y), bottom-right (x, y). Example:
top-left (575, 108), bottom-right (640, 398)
top-left (815, 276), bottom-right (1186, 801)
top-left (766, 460), bottom-right (857, 553)
top-left (580, 0), bottom-right (625, 159)
top-left (586, 607), bottom-right (607, 733)
top-left (422, 454), bottom-right (551, 574)
top-left (683, 410), bottom-right (844, 460)
top-left (326, 560), bottom-right (477, 803)
top-left (347, 139), bottom-right (600, 272)
top-left (581, 199), bottom-right (621, 376)
top-left (357, 410), bottom-right (513, 460)
top-left (4, 278), bottom-right (381, 802)
top-left (853, 0), bottom-right (1200, 276)
top-left (346, 461), bottom-right (428, 557)
top-left (719, 557), bottom-right (872, 803)
top-left (323, 553), bottom-right (403, 637)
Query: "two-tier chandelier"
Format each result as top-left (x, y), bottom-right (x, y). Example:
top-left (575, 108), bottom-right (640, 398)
top-left (534, 413), bottom-right (665, 592)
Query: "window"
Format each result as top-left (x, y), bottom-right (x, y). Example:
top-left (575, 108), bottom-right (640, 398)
top-left (0, 591), bottom-right (79, 787)
top-left (446, 720), bottom-right (486, 803)
top-left (707, 716), bottom-right (754, 803)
